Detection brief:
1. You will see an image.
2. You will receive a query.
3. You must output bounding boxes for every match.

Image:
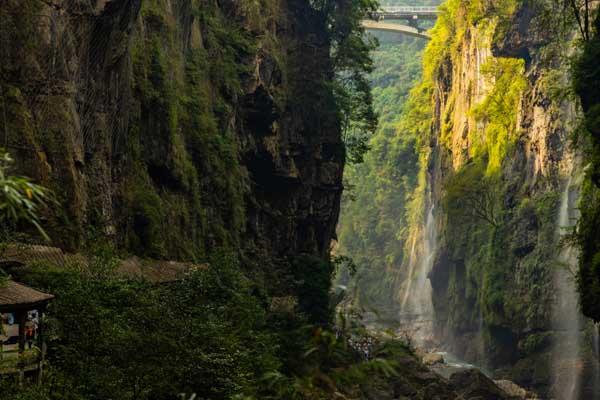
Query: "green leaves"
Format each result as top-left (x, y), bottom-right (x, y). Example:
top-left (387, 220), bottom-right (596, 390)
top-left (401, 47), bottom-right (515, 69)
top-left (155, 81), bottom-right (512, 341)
top-left (293, 255), bottom-right (335, 325)
top-left (571, 8), bottom-right (600, 323)
top-left (470, 57), bottom-right (526, 174)
top-left (0, 151), bottom-right (51, 240)
top-left (10, 252), bottom-right (279, 400)
top-left (311, 0), bottom-right (379, 164)
top-left (443, 161), bottom-right (501, 228)
top-left (336, 36), bottom-right (424, 318)
top-left (336, 71), bottom-right (379, 164)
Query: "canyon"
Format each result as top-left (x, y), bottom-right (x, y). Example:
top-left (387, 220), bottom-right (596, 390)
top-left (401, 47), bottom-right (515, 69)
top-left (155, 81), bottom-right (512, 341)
top-left (339, 0), bottom-right (600, 398)
top-left (2, 0), bottom-right (600, 399)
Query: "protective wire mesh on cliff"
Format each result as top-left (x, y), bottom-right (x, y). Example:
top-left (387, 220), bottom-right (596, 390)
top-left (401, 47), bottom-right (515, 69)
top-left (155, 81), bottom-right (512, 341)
top-left (0, 5), bottom-right (129, 163)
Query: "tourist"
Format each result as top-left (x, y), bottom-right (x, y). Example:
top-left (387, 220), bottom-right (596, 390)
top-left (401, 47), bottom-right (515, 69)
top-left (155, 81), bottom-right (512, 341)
top-left (25, 317), bottom-right (34, 349)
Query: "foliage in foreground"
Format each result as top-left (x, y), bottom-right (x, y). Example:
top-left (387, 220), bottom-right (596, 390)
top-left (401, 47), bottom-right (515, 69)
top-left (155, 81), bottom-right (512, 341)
top-left (0, 150), bottom-right (50, 287)
top-left (0, 152), bottom-right (50, 240)
top-left (3, 252), bottom-right (278, 400)
top-left (1, 250), bottom-right (405, 400)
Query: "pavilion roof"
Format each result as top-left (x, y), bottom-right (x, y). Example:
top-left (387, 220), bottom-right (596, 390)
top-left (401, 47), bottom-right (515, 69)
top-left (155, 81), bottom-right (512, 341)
top-left (0, 280), bottom-right (54, 312)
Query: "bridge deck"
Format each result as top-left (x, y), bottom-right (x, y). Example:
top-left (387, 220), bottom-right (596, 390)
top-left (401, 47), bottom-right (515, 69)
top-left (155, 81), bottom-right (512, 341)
top-left (362, 6), bottom-right (437, 40)
top-left (361, 20), bottom-right (431, 40)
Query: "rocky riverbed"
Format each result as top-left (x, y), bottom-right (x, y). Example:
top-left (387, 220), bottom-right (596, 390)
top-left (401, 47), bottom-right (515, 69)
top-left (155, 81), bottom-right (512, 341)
top-left (417, 350), bottom-right (539, 400)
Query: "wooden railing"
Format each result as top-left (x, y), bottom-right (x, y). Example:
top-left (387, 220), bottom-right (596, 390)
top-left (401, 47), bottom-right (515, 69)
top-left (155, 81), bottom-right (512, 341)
top-left (0, 347), bottom-right (42, 374)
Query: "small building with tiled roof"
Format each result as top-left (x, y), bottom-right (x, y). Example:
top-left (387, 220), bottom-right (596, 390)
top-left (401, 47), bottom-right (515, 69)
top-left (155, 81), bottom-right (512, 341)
top-left (0, 244), bottom-right (208, 384)
top-left (1, 279), bottom-right (54, 383)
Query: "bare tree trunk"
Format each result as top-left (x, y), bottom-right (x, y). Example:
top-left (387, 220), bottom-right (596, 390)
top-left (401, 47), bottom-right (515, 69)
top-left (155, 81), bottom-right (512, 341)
top-left (566, 0), bottom-right (593, 40)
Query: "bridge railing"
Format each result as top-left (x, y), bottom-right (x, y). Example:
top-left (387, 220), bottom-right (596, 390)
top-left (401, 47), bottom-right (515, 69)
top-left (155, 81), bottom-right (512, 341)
top-left (379, 6), bottom-right (439, 14)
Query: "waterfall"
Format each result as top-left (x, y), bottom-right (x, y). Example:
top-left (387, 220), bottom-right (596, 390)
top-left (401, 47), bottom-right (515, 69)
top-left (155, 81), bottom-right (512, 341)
top-left (399, 191), bottom-right (436, 348)
top-left (416, 203), bottom-right (436, 320)
top-left (400, 235), bottom-right (419, 311)
top-left (551, 174), bottom-right (582, 400)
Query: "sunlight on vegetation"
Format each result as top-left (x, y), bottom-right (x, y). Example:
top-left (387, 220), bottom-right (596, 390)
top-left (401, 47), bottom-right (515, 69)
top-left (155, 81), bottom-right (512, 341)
top-left (471, 57), bottom-right (526, 175)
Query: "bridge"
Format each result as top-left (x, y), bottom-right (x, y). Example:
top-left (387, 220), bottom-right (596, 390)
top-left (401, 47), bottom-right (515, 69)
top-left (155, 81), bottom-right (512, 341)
top-left (362, 6), bottom-right (439, 40)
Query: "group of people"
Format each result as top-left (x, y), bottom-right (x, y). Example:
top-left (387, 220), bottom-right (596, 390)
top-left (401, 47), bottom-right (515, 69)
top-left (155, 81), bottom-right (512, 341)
top-left (347, 334), bottom-right (378, 360)
top-left (1, 310), bottom-right (39, 349)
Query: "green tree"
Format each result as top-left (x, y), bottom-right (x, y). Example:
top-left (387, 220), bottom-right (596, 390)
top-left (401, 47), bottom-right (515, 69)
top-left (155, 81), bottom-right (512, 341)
top-left (570, 6), bottom-right (600, 322)
top-left (558, 0), bottom-right (595, 41)
top-left (443, 161), bottom-right (500, 228)
top-left (293, 255), bottom-right (335, 325)
top-left (5, 252), bottom-right (279, 400)
top-left (310, 0), bottom-right (380, 164)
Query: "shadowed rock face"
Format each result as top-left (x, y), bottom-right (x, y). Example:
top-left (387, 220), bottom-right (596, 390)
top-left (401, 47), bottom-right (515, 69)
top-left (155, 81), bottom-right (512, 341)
top-left (0, 0), bottom-right (343, 278)
top-left (492, 3), bottom-right (542, 66)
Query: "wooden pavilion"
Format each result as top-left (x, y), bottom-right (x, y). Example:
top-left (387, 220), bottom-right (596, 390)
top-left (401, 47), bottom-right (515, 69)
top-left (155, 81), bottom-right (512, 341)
top-left (0, 280), bottom-right (54, 384)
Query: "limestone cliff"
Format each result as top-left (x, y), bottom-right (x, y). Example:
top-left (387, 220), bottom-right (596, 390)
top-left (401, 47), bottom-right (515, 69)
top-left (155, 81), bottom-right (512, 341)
top-left (414, 1), bottom-right (598, 397)
top-left (0, 0), bottom-right (344, 280)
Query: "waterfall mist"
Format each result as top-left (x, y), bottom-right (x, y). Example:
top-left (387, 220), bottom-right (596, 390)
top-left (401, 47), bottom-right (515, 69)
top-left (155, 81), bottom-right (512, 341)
top-left (551, 174), bottom-right (582, 400)
top-left (399, 189), bottom-right (436, 348)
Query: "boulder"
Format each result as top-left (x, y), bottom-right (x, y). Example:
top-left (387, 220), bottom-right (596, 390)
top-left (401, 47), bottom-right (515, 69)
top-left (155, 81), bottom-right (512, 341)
top-left (450, 369), bottom-right (511, 400)
top-left (494, 380), bottom-right (539, 399)
top-left (423, 352), bottom-right (445, 365)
